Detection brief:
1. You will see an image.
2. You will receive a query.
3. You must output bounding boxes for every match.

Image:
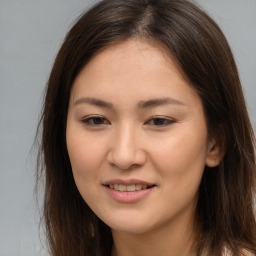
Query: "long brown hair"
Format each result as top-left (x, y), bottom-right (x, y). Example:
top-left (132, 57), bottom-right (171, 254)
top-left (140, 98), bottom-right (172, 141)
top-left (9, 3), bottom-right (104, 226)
top-left (36, 0), bottom-right (256, 255)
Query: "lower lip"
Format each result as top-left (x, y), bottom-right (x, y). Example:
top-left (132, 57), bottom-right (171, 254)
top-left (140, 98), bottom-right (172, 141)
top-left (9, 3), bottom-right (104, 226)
top-left (104, 186), bottom-right (155, 203)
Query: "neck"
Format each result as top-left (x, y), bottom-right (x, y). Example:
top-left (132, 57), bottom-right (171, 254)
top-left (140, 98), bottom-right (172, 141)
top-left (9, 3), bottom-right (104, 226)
top-left (111, 212), bottom-right (199, 256)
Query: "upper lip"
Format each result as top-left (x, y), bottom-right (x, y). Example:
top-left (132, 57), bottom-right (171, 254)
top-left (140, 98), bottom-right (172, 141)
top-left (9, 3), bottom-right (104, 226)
top-left (103, 179), bottom-right (155, 186)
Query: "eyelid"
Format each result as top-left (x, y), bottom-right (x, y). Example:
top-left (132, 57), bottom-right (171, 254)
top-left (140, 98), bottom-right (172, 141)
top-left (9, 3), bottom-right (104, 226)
top-left (81, 115), bottom-right (110, 126)
top-left (80, 115), bottom-right (175, 127)
top-left (144, 115), bottom-right (176, 126)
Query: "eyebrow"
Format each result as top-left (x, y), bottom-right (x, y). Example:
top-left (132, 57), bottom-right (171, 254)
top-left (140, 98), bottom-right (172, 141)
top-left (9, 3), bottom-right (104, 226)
top-left (73, 97), bottom-right (113, 108)
top-left (138, 97), bottom-right (185, 108)
top-left (73, 97), bottom-right (185, 108)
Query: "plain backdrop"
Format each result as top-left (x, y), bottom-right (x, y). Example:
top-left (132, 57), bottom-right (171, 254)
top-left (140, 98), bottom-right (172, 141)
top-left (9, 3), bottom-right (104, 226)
top-left (0, 1), bottom-right (255, 255)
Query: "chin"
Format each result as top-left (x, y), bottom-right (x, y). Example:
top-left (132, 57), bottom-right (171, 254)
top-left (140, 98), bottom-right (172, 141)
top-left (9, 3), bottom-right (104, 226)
top-left (110, 223), bottom-right (154, 235)
top-left (101, 214), bottom-right (160, 235)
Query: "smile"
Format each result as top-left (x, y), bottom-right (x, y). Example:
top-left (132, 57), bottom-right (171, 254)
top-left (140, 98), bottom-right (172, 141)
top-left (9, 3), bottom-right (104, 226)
top-left (107, 184), bottom-right (154, 192)
top-left (103, 180), bottom-right (156, 203)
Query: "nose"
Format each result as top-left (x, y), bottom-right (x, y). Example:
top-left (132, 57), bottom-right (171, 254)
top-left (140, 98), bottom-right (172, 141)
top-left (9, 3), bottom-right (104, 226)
top-left (107, 124), bottom-right (146, 170)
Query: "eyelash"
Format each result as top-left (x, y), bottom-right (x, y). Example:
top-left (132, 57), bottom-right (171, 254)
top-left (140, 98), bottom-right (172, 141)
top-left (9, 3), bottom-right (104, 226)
top-left (145, 116), bottom-right (175, 126)
top-left (81, 116), bottom-right (110, 126)
top-left (81, 115), bottom-right (175, 127)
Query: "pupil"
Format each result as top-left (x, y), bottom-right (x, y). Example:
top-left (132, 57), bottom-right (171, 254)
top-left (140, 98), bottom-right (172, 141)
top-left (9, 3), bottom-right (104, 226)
top-left (94, 117), bottom-right (104, 124)
top-left (154, 118), bottom-right (165, 125)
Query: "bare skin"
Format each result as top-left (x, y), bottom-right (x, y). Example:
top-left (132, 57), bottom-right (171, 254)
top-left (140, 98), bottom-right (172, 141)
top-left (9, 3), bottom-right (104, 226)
top-left (66, 39), bottom-right (221, 256)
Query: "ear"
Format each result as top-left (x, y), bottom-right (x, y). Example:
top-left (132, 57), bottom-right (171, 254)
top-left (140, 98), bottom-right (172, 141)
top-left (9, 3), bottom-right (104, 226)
top-left (205, 136), bottom-right (225, 168)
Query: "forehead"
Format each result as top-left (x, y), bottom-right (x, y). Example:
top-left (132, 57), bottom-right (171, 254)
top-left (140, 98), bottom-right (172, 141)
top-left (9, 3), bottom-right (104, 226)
top-left (81, 39), bottom-right (180, 75)
top-left (70, 39), bottom-right (201, 109)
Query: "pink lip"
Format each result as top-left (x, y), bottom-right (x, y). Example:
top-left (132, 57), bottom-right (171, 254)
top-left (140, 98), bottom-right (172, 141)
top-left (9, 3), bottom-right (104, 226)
top-left (103, 179), bottom-right (156, 203)
top-left (103, 178), bottom-right (154, 186)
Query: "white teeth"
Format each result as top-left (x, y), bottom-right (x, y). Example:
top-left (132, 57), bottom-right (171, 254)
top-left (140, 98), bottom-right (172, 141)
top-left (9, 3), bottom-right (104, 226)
top-left (135, 184), bottom-right (142, 190)
top-left (109, 184), bottom-right (150, 192)
top-left (119, 184), bottom-right (126, 192)
top-left (127, 184), bottom-right (135, 192)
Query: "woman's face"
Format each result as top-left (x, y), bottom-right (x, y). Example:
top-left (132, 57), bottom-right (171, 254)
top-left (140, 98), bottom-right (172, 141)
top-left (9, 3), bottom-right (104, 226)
top-left (66, 39), bottom-right (218, 235)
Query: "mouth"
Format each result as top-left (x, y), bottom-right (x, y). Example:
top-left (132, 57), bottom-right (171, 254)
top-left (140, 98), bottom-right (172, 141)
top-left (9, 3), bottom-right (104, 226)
top-left (103, 180), bottom-right (156, 203)
top-left (105, 184), bottom-right (156, 192)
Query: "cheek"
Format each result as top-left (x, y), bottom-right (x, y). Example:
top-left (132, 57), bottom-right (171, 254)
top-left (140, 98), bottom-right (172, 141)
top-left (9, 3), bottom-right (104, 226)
top-left (150, 126), bottom-right (208, 186)
top-left (66, 126), bottom-right (104, 187)
top-left (66, 132), bottom-right (103, 209)
top-left (150, 132), bottom-right (208, 217)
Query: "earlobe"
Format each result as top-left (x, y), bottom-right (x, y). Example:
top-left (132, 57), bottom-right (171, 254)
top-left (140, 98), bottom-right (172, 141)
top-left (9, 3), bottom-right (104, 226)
top-left (205, 138), bottom-right (223, 168)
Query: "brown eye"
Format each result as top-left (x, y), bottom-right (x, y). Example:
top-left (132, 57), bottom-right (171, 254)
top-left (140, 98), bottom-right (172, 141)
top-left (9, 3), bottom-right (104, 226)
top-left (146, 117), bottom-right (175, 126)
top-left (81, 116), bottom-right (110, 126)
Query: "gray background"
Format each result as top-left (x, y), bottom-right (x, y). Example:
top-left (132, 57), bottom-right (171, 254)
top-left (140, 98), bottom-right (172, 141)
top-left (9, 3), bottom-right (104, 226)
top-left (0, 0), bottom-right (255, 255)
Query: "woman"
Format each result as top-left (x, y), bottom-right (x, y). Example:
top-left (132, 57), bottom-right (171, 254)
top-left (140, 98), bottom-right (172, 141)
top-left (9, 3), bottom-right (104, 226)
top-left (37, 0), bottom-right (256, 255)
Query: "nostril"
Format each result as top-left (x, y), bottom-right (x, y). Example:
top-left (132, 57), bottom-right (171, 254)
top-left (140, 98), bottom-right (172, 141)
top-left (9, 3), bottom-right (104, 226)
top-left (107, 144), bottom-right (147, 170)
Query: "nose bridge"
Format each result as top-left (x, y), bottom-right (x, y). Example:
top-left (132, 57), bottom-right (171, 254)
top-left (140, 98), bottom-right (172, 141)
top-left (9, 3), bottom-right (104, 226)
top-left (108, 122), bottom-right (144, 169)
